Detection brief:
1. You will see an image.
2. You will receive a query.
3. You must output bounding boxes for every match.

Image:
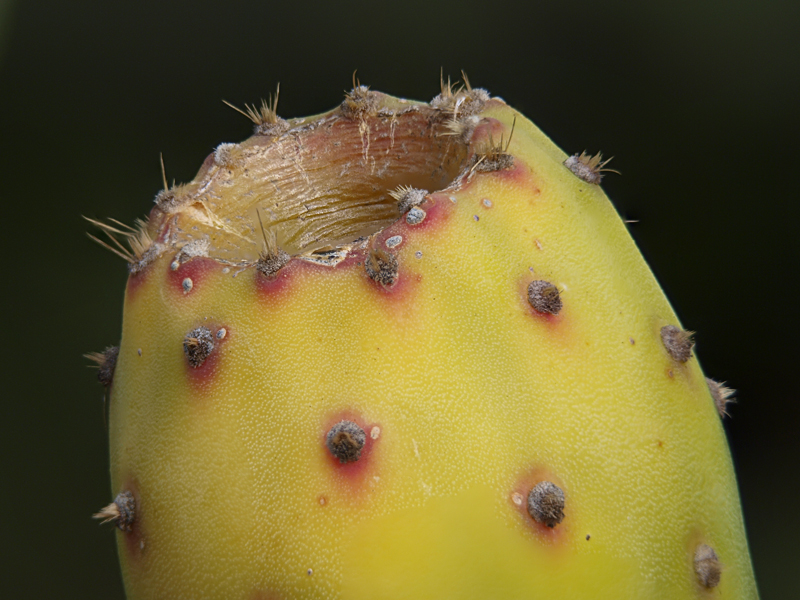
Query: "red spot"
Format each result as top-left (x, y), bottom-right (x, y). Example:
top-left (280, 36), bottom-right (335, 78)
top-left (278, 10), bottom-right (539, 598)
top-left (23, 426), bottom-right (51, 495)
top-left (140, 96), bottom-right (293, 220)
top-left (254, 259), bottom-right (304, 300)
top-left (185, 323), bottom-right (231, 394)
top-left (167, 257), bottom-right (220, 295)
top-left (511, 466), bottom-right (570, 546)
top-left (411, 193), bottom-right (454, 231)
top-left (322, 411), bottom-right (380, 493)
top-left (378, 192), bottom-right (455, 249)
top-left (125, 269), bottom-right (150, 300)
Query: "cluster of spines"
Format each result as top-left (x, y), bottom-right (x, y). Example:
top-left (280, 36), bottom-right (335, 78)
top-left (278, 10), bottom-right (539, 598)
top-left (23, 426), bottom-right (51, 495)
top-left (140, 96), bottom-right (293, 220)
top-left (255, 212), bottom-right (291, 279)
top-left (84, 346), bottom-right (119, 387)
top-left (563, 151), bottom-right (618, 184)
top-left (94, 490), bottom-right (136, 532)
top-left (471, 116), bottom-right (516, 173)
top-left (223, 84), bottom-right (289, 137)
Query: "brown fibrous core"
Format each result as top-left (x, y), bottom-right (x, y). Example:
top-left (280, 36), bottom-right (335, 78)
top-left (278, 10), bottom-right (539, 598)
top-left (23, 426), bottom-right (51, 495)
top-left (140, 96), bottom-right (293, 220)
top-left (527, 280), bottom-right (563, 315)
top-left (527, 481), bottom-right (566, 528)
top-left (660, 325), bottom-right (695, 363)
top-left (694, 543), bottom-right (722, 588)
top-left (365, 249), bottom-right (399, 287)
top-left (326, 420), bottom-right (367, 463)
top-left (85, 346), bottom-right (120, 387)
top-left (184, 326), bottom-right (215, 368)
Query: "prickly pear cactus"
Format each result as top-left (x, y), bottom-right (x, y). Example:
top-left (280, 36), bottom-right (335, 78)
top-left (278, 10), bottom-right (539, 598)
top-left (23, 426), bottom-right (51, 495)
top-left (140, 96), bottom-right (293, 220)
top-left (89, 77), bottom-right (757, 599)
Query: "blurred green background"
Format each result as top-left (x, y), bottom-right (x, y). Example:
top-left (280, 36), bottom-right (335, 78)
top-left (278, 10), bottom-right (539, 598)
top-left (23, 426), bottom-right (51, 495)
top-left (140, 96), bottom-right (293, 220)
top-left (1, 1), bottom-right (797, 597)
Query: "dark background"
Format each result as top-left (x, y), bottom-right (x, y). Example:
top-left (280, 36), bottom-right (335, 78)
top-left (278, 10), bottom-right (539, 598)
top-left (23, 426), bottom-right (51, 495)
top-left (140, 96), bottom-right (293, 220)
top-left (1, 1), bottom-right (797, 598)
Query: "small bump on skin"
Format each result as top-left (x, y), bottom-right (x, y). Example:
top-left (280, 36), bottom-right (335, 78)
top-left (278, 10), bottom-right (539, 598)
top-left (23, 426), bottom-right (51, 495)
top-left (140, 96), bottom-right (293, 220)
top-left (707, 378), bottom-right (736, 417)
top-left (482, 198), bottom-right (493, 208)
top-left (326, 420), bottom-right (367, 463)
top-left (406, 207), bottom-right (426, 225)
top-left (85, 346), bottom-right (120, 387)
top-left (365, 249), bottom-right (399, 287)
top-left (216, 328), bottom-right (227, 340)
top-left (511, 492), bottom-right (524, 506)
top-left (527, 481), bottom-right (566, 528)
top-left (660, 325), bottom-right (695, 363)
top-left (184, 326), bottom-right (215, 368)
top-left (414, 251), bottom-right (423, 259)
top-left (93, 490), bottom-right (136, 532)
top-left (385, 235), bottom-right (403, 249)
top-left (694, 544), bottom-right (722, 588)
top-left (170, 259), bottom-right (180, 271)
top-left (390, 185), bottom-right (428, 214)
top-left (564, 151), bottom-right (618, 184)
top-left (182, 277), bottom-right (193, 293)
top-left (370, 426), bottom-right (381, 440)
top-left (527, 280), bottom-right (563, 315)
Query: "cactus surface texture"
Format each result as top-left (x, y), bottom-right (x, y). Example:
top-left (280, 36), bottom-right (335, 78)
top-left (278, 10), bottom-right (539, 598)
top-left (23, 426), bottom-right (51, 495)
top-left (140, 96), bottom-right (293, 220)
top-left (90, 78), bottom-right (757, 599)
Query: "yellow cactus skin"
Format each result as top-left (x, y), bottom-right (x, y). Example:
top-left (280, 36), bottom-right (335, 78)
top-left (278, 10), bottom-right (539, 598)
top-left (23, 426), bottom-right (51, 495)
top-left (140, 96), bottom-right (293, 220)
top-left (100, 85), bottom-right (757, 599)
